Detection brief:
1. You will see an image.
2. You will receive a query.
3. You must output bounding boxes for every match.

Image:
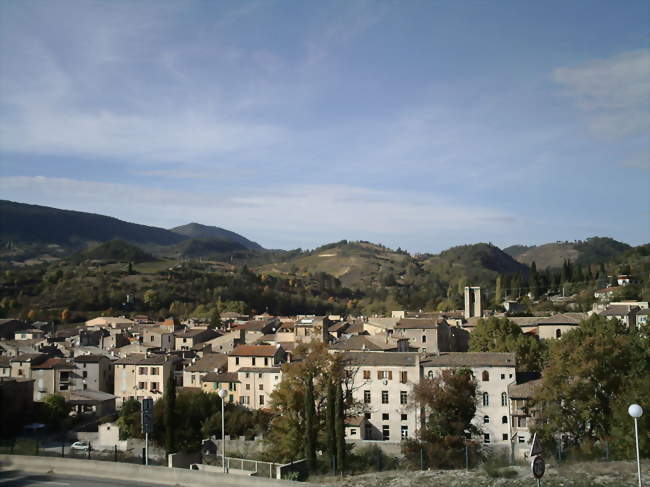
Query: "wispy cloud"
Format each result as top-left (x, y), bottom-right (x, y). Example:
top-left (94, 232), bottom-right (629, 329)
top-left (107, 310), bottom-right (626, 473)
top-left (553, 49), bottom-right (650, 138)
top-left (0, 176), bottom-right (518, 251)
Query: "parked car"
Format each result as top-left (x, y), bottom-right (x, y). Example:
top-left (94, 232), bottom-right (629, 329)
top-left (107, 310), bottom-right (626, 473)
top-left (71, 441), bottom-right (90, 451)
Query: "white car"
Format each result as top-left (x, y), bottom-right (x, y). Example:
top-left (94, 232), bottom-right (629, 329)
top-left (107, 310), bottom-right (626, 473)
top-left (71, 441), bottom-right (90, 451)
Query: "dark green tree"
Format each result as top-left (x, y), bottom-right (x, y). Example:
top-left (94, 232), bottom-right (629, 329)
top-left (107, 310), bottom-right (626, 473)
top-left (303, 372), bottom-right (317, 470)
top-left (164, 372), bottom-right (177, 454)
top-left (334, 380), bottom-right (346, 473)
top-left (325, 380), bottom-right (337, 471)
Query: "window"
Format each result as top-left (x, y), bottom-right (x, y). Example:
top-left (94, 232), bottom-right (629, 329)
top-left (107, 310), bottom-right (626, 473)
top-left (258, 373), bottom-right (262, 379)
top-left (500, 374), bottom-right (505, 380)
top-left (482, 392), bottom-right (489, 406)
top-left (150, 367), bottom-right (158, 375)
top-left (264, 357), bottom-right (269, 366)
top-left (350, 429), bottom-right (356, 436)
top-left (364, 390), bottom-right (371, 404)
top-left (246, 384), bottom-right (251, 390)
top-left (482, 371), bottom-right (489, 382)
top-left (381, 391), bottom-right (389, 404)
top-left (259, 395), bottom-right (264, 405)
top-left (556, 329), bottom-right (562, 338)
top-left (363, 370), bottom-right (370, 380)
top-left (483, 433), bottom-right (490, 444)
top-left (229, 394), bottom-right (234, 403)
top-left (503, 433), bottom-right (509, 441)
top-left (139, 367), bottom-right (148, 375)
top-left (151, 336), bottom-right (155, 342)
top-left (517, 417), bottom-right (527, 427)
top-left (240, 396), bottom-right (249, 405)
top-left (400, 391), bottom-right (408, 404)
top-left (401, 414), bottom-right (408, 421)
top-left (382, 425), bottom-right (390, 441)
top-left (502, 416), bottom-right (508, 424)
top-left (400, 371), bottom-right (408, 383)
top-left (259, 384), bottom-right (263, 390)
top-left (82, 371), bottom-right (87, 379)
top-left (235, 357), bottom-right (240, 365)
top-left (60, 384), bottom-right (68, 391)
top-left (427, 371), bottom-right (434, 379)
top-left (501, 392), bottom-right (508, 406)
top-left (138, 382), bottom-right (146, 390)
top-left (245, 373), bottom-right (250, 378)
top-left (401, 426), bottom-right (409, 439)
top-left (382, 413), bottom-right (389, 421)
top-left (518, 436), bottom-right (526, 444)
top-left (150, 382), bottom-right (159, 391)
top-left (252, 357), bottom-right (256, 366)
top-left (364, 412), bottom-right (371, 420)
top-left (483, 415), bottom-right (490, 424)
top-left (509, 374), bottom-right (513, 378)
top-left (422, 335), bottom-right (427, 343)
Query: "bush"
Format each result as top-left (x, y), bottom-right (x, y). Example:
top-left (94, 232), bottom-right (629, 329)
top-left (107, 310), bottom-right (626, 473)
top-left (347, 444), bottom-right (400, 473)
top-left (483, 452), bottom-right (516, 478)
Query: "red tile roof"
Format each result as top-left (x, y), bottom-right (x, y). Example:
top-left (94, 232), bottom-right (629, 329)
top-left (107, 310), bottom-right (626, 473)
top-left (230, 345), bottom-right (280, 357)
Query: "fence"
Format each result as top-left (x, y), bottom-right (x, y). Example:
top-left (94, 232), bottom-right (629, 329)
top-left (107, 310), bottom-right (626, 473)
top-left (0, 438), bottom-right (165, 466)
top-left (202, 454), bottom-right (307, 480)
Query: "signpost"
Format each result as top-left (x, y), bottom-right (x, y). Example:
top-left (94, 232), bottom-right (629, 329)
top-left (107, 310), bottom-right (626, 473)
top-left (529, 432), bottom-right (545, 486)
top-left (141, 398), bottom-right (154, 466)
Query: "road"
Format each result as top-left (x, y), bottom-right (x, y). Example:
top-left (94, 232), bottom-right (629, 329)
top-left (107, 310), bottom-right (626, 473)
top-left (0, 470), bottom-right (170, 487)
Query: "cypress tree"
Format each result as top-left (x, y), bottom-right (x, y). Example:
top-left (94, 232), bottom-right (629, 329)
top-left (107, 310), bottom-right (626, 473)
top-left (335, 381), bottom-right (346, 473)
top-left (304, 374), bottom-right (317, 470)
top-left (326, 380), bottom-right (337, 472)
top-left (494, 275), bottom-right (502, 306)
top-left (164, 371), bottom-right (176, 455)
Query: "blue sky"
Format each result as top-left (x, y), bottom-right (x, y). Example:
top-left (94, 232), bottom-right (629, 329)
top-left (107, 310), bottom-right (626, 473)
top-left (1, 0), bottom-right (648, 252)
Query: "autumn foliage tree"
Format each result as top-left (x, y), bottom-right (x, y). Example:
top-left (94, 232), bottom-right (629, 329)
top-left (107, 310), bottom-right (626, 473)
top-left (402, 368), bottom-right (479, 469)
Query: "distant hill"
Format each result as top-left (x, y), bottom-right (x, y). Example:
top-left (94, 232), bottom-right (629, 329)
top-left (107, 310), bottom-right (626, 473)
top-left (503, 237), bottom-right (631, 269)
top-left (0, 200), bottom-right (185, 248)
top-left (170, 238), bottom-right (248, 258)
top-left (170, 222), bottom-right (262, 250)
top-left (79, 240), bottom-right (156, 263)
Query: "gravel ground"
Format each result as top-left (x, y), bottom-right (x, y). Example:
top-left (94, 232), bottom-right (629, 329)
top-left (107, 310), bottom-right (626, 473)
top-left (311, 459), bottom-right (649, 486)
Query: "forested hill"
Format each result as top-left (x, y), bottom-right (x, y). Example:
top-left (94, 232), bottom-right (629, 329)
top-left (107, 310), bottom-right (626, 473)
top-left (504, 237), bottom-right (631, 269)
top-left (170, 222), bottom-right (262, 250)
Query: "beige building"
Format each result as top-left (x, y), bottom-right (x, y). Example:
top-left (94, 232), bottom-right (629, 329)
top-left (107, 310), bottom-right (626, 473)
top-left (14, 329), bottom-right (46, 341)
top-left (341, 351), bottom-right (421, 443)
top-left (32, 357), bottom-right (77, 401)
top-left (85, 317), bottom-right (134, 328)
top-left (72, 354), bottom-right (113, 393)
top-left (364, 318), bottom-right (398, 337)
top-left (508, 376), bottom-right (543, 459)
top-left (394, 319), bottom-right (453, 353)
top-left (294, 316), bottom-right (331, 343)
top-left (174, 328), bottom-right (219, 351)
top-left (114, 354), bottom-right (176, 406)
top-left (201, 371), bottom-right (240, 403)
top-left (421, 353), bottom-right (516, 449)
top-left (227, 345), bottom-right (286, 372)
top-left (143, 327), bottom-right (175, 350)
top-left (182, 353), bottom-right (227, 388)
top-left (236, 366), bottom-right (282, 409)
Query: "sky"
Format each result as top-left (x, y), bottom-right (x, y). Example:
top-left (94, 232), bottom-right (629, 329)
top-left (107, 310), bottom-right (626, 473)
top-left (0, 0), bottom-right (648, 252)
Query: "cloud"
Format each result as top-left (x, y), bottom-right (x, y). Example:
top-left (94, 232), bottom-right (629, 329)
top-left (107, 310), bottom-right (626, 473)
top-left (553, 49), bottom-right (650, 138)
top-left (0, 176), bottom-right (518, 250)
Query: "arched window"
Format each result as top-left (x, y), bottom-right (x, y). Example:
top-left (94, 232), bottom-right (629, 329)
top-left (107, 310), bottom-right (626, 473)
top-left (483, 415), bottom-right (490, 424)
top-left (502, 416), bottom-right (508, 424)
top-left (482, 392), bottom-right (489, 406)
top-left (501, 392), bottom-right (508, 406)
top-left (427, 370), bottom-right (434, 379)
top-left (556, 329), bottom-right (562, 338)
top-left (482, 371), bottom-right (489, 382)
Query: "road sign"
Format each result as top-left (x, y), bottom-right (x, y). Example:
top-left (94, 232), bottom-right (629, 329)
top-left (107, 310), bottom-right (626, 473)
top-left (529, 432), bottom-right (543, 457)
top-left (531, 455), bottom-right (545, 479)
top-left (141, 398), bottom-right (154, 434)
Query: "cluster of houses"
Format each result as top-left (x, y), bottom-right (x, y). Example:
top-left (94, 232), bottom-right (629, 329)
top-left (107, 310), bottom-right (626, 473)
top-left (0, 287), bottom-right (646, 459)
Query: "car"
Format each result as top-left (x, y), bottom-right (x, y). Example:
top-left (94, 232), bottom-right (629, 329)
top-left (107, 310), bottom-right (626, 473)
top-left (71, 441), bottom-right (90, 451)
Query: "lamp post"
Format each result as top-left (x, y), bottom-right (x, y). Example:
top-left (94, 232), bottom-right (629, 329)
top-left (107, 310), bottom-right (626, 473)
top-left (628, 404), bottom-right (643, 487)
top-left (218, 389), bottom-right (228, 474)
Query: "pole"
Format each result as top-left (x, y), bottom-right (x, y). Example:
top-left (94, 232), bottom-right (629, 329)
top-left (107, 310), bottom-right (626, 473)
top-left (222, 398), bottom-right (226, 474)
top-left (145, 432), bottom-right (149, 466)
top-left (420, 446), bottom-right (423, 471)
top-left (465, 439), bottom-right (468, 471)
top-left (634, 417), bottom-right (642, 487)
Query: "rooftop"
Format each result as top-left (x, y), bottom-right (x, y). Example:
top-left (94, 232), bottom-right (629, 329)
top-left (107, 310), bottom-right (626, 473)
top-left (340, 351), bottom-right (419, 367)
top-left (185, 353), bottom-right (228, 372)
top-left (422, 352), bottom-right (516, 368)
top-left (230, 345), bottom-right (282, 357)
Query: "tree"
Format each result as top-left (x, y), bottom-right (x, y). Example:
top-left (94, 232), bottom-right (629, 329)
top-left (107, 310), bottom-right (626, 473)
top-left (303, 372), bottom-right (317, 470)
top-left (532, 315), bottom-right (638, 448)
top-left (334, 380), bottom-right (346, 473)
top-left (164, 372), bottom-right (176, 454)
top-left (402, 369), bottom-right (478, 469)
top-left (60, 308), bottom-right (71, 323)
top-left (41, 394), bottom-right (71, 429)
top-left (494, 275), bottom-right (502, 306)
top-left (117, 398), bottom-right (141, 440)
top-left (325, 380), bottom-right (336, 471)
top-left (143, 289), bottom-right (160, 311)
top-left (469, 317), bottom-right (546, 372)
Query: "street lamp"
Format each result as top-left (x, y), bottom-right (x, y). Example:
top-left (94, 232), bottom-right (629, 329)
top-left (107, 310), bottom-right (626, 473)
top-left (628, 404), bottom-right (643, 487)
top-left (218, 388), bottom-right (228, 474)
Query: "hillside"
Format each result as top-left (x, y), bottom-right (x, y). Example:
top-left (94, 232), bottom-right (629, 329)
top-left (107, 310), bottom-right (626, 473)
top-left (168, 238), bottom-right (248, 258)
top-left (77, 240), bottom-right (156, 263)
top-left (257, 240), bottom-right (409, 288)
top-left (170, 222), bottom-right (262, 250)
top-left (0, 200), bottom-right (185, 248)
top-left (504, 237), bottom-right (630, 269)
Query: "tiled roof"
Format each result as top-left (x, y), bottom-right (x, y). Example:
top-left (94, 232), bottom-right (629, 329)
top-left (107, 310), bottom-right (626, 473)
top-left (396, 318), bottom-right (441, 329)
top-left (10, 353), bottom-right (48, 363)
top-left (0, 356), bottom-right (10, 367)
top-left (230, 345), bottom-right (281, 357)
top-left (329, 335), bottom-right (396, 352)
top-left (340, 352), bottom-right (419, 367)
top-left (237, 367), bottom-right (282, 373)
top-left (536, 313), bottom-right (586, 325)
top-left (202, 372), bottom-right (239, 383)
top-left (74, 354), bottom-right (107, 363)
top-left (600, 306), bottom-right (637, 316)
top-left (365, 318), bottom-right (399, 329)
top-left (114, 354), bottom-right (171, 365)
top-left (345, 416), bottom-right (365, 427)
top-left (508, 377), bottom-right (543, 398)
top-left (185, 353), bottom-right (228, 372)
top-left (32, 358), bottom-right (75, 370)
top-left (422, 352), bottom-right (516, 368)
